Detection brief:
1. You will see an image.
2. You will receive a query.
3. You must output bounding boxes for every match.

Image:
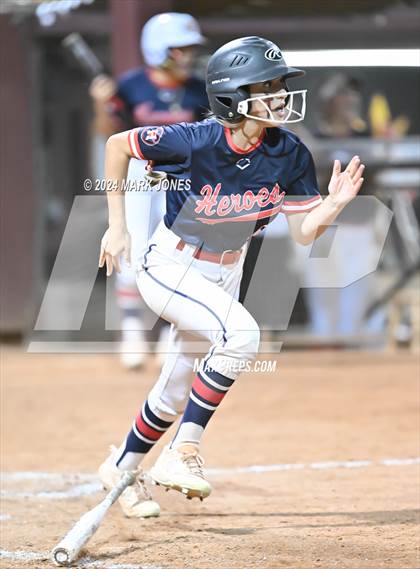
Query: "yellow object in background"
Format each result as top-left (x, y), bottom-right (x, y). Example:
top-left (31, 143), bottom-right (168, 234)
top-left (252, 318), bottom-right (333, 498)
top-left (369, 93), bottom-right (410, 138)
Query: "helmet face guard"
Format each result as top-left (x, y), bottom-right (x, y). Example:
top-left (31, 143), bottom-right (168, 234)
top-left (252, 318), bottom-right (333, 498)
top-left (237, 89), bottom-right (307, 124)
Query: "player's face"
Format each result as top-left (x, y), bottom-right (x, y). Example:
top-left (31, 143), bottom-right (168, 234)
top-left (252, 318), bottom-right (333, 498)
top-left (167, 45), bottom-right (198, 80)
top-left (248, 78), bottom-right (289, 125)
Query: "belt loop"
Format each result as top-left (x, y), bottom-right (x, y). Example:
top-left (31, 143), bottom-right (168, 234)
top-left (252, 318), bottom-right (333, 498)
top-left (220, 249), bottom-right (238, 267)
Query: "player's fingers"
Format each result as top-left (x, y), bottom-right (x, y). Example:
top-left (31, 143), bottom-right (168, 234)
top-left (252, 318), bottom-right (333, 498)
top-left (345, 155), bottom-right (360, 176)
top-left (105, 254), bottom-right (113, 277)
top-left (352, 163), bottom-right (365, 182)
top-left (332, 159), bottom-right (341, 176)
top-left (353, 178), bottom-right (364, 194)
top-left (124, 233), bottom-right (132, 267)
top-left (124, 246), bottom-right (131, 267)
top-left (98, 247), bottom-right (105, 268)
top-left (113, 255), bottom-right (121, 274)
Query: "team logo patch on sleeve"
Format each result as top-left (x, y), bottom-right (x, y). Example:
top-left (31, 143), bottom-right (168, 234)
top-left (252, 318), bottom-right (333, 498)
top-left (141, 126), bottom-right (164, 146)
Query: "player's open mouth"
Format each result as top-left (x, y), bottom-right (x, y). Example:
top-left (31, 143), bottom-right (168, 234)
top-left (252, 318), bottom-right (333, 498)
top-left (272, 104), bottom-right (286, 115)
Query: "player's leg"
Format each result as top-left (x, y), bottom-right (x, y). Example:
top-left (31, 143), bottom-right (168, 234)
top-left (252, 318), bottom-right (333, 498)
top-left (137, 249), bottom-right (259, 498)
top-left (98, 326), bottom-right (200, 516)
top-left (112, 326), bottom-right (201, 469)
top-left (115, 263), bottom-right (150, 369)
top-left (115, 159), bottom-right (167, 369)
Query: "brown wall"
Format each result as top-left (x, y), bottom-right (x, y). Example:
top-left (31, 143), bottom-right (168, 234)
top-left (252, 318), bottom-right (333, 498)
top-left (0, 15), bottom-right (37, 333)
top-left (110, 0), bottom-right (174, 75)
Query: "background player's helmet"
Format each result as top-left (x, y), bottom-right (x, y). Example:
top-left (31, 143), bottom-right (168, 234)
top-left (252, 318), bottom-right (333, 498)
top-left (141, 13), bottom-right (206, 67)
top-left (206, 36), bottom-right (305, 124)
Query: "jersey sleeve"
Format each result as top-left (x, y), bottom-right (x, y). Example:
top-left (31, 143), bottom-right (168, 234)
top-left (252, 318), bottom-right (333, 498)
top-left (282, 141), bottom-right (323, 213)
top-left (127, 123), bottom-right (191, 164)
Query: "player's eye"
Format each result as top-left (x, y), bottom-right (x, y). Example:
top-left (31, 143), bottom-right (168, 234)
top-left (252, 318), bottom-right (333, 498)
top-left (262, 81), bottom-right (272, 93)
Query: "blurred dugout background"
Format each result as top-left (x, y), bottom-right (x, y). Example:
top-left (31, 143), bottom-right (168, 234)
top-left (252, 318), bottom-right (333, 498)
top-left (1, 0), bottom-right (419, 351)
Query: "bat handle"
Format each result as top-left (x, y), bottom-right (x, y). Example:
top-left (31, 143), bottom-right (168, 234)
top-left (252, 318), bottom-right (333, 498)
top-left (52, 471), bottom-right (137, 566)
top-left (104, 470), bottom-right (137, 505)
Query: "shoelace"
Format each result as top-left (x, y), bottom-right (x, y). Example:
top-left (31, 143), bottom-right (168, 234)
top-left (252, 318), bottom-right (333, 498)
top-left (133, 469), bottom-right (153, 501)
top-left (181, 452), bottom-right (205, 478)
top-left (107, 445), bottom-right (153, 504)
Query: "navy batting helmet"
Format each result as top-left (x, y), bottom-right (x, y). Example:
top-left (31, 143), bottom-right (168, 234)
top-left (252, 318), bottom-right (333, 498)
top-left (206, 36), bottom-right (305, 124)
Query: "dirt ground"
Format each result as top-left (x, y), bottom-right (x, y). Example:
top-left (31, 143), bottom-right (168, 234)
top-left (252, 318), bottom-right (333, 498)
top-left (1, 346), bottom-right (419, 569)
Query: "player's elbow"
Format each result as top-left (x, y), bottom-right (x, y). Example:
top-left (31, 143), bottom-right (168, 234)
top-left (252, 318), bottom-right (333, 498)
top-left (105, 131), bottom-right (131, 158)
top-left (106, 132), bottom-right (122, 150)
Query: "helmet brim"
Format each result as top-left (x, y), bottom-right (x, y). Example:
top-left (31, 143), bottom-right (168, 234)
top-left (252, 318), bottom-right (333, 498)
top-left (167, 32), bottom-right (207, 49)
top-left (244, 66), bottom-right (305, 86)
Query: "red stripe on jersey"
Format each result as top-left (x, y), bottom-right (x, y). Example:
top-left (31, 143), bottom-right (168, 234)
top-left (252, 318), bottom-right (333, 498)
top-left (133, 129), bottom-right (145, 160)
top-left (192, 376), bottom-right (226, 405)
top-left (135, 415), bottom-right (162, 441)
top-left (127, 132), bottom-right (135, 158)
top-left (283, 195), bottom-right (322, 207)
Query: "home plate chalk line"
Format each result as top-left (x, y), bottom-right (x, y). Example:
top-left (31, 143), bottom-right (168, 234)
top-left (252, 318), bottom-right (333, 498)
top-left (0, 550), bottom-right (162, 568)
top-left (1, 457), bottom-right (419, 501)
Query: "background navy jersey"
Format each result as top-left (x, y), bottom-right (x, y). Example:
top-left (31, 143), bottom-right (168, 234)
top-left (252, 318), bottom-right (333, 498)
top-left (127, 119), bottom-right (322, 252)
top-left (111, 67), bottom-right (208, 127)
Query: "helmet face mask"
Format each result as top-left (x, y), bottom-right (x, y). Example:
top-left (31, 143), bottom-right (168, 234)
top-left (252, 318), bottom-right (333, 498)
top-left (237, 89), bottom-right (307, 124)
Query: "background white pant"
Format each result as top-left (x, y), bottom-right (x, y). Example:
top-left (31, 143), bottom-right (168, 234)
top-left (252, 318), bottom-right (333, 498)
top-left (136, 221), bottom-right (260, 420)
top-left (116, 159), bottom-right (166, 300)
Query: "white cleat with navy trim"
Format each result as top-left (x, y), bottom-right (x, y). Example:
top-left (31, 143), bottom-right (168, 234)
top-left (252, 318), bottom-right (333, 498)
top-left (99, 446), bottom-right (160, 518)
top-left (149, 445), bottom-right (212, 500)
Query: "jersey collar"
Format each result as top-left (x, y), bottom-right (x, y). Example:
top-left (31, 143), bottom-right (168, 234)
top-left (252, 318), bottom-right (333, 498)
top-left (224, 126), bottom-right (266, 155)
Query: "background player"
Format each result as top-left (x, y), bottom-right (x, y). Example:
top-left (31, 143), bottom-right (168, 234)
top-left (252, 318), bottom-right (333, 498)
top-left (97, 36), bottom-right (365, 519)
top-left (90, 12), bottom-right (208, 369)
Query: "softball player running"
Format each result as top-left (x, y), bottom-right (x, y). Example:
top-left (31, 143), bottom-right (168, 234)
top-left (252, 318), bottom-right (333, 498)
top-left (98, 36), bottom-right (365, 518)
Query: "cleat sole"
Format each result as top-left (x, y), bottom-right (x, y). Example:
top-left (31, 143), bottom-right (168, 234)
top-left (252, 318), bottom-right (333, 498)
top-left (152, 479), bottom-right (209, 500)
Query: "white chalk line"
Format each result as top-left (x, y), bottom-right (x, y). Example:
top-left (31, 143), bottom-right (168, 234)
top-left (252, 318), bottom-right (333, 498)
top-left (1, 457), bottom-right (418, 501)
top-left (1, 482), bottom-right (101, 500)
top-left (0, 550), bottom-right (162, 568)
top-left (208, 456), bottom-right (420, 475)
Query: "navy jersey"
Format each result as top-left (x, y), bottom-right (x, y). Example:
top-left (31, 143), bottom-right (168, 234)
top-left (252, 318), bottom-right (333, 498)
top-left (111, 67), bottom-right (208, 127)
top-left (127, 119), bottom-right (322, 252)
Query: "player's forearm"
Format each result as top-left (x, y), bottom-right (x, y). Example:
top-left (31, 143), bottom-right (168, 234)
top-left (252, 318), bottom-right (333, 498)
top-left (92, 100), bottom-right (120, 137)
top-left (105, 134), bottom-right (131, 229)
top-left (298, 196), bottom-right (345, 244)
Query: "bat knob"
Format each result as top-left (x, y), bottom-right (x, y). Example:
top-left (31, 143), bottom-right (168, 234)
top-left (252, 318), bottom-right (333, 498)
top-left (52, 547), bottom-right (70, 566)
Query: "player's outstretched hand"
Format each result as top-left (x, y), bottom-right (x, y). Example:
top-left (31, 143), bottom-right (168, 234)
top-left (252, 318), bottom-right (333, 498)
top-left (328, 156), bottom-right (365, 207)
top-left (98, 227), bottom-right (131, 276)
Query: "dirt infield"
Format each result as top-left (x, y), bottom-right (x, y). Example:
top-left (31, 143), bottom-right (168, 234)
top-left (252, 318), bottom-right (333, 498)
top-left (1, 346), bottom-right (419, 569)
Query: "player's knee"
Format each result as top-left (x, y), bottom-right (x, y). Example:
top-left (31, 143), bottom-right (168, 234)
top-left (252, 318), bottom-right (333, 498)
top-left (228, 316), bottom-right (260, 361)
top-left (242, 323), bottom-right (260, 361)
top-left (155, 384), bottom-right (191, 416)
